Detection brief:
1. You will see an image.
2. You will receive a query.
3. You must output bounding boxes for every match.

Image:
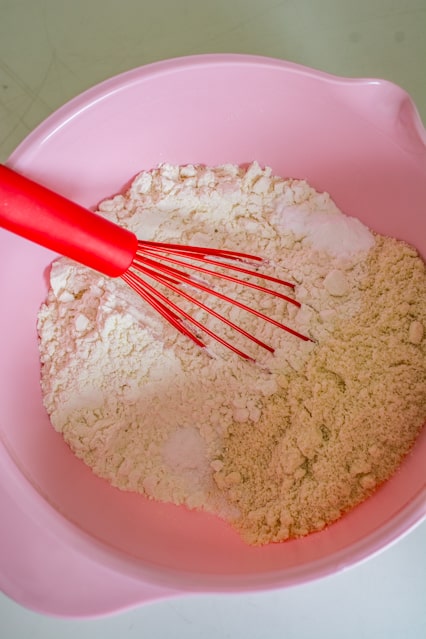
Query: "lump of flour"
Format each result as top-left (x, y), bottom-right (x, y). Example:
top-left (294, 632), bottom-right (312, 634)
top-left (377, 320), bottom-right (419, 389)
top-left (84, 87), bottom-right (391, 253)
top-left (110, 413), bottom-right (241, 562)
top-left (37, 162), bottom-right (426, 545)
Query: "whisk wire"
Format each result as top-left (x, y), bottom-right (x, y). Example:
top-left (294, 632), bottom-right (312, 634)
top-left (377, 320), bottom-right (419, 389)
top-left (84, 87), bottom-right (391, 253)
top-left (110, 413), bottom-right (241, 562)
top-left (121, 274), bottom-right (207, 348)
top-left (133, 250), bottom-right (300, 306)
top-left (121, 270), bottom-right (268, 360)
top-left (132, 260), bottom-right (308, 341)
top-left (123, 243), bottom-right (311, 359)
top-left (137, 241), bottom-right (296, 289)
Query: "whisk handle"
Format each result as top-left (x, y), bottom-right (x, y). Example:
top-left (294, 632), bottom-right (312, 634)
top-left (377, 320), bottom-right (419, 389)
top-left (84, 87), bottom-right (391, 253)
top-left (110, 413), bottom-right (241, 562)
top-left (0, 165), bottom-right (137, 277)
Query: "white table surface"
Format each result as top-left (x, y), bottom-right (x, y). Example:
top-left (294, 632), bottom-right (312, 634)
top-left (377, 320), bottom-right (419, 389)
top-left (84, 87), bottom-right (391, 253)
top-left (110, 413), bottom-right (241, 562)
top-left (1, 0), bottom-right (425, 636)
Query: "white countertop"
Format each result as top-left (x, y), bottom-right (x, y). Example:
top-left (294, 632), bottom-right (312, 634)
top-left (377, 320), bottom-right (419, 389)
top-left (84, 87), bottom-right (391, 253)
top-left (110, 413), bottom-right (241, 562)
top-left (0, 522), bottom-right (425, 639)
top-left (1, 0), bottom-right (425, 636)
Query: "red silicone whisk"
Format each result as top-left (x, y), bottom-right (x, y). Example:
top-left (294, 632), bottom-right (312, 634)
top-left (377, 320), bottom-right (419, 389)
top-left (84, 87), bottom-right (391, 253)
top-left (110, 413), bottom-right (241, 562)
top-left (0, 164), bottom-right (311, 360)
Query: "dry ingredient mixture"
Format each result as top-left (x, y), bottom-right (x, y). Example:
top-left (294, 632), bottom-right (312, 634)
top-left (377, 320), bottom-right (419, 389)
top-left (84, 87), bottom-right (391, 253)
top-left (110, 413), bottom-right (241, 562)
top-left (37, 162), bottom-right (426, 545)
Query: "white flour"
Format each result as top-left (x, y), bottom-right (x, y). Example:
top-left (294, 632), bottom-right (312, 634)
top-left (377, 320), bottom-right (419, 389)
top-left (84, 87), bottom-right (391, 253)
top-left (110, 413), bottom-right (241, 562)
top-left (37, 162), bottom-right (425, 542)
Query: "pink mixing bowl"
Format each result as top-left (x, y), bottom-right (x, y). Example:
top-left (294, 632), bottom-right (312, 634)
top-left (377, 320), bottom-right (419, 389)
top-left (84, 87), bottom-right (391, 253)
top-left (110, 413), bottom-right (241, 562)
top-left (0, 54), bottom-right (425, 618)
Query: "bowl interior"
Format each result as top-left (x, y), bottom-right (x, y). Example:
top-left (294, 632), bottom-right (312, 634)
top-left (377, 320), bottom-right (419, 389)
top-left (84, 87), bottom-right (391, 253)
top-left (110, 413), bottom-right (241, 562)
top-left (1, 56), bottom-right (425, 590)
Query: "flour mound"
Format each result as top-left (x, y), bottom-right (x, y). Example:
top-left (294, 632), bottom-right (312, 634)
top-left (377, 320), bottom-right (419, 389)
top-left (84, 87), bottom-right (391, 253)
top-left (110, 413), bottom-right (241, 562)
top-left (37, 162), bottom-right (426, 545)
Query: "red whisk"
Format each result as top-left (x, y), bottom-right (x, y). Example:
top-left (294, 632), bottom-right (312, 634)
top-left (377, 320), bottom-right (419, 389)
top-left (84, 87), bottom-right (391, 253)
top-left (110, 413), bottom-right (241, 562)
top-left (0, 165), bottom-right (311, 360)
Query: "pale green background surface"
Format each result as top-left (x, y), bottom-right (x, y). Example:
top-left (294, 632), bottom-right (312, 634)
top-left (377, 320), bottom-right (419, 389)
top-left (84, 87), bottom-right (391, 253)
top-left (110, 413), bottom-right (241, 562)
top-left (0, 1), bottom-right (425, 637)
top-left (1, 0), bottom-right (426, 161)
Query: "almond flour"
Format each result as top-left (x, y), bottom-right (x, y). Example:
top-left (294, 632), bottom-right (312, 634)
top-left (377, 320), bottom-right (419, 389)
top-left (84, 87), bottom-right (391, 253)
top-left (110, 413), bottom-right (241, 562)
top-left (37, 162), bottom-right (426, 545)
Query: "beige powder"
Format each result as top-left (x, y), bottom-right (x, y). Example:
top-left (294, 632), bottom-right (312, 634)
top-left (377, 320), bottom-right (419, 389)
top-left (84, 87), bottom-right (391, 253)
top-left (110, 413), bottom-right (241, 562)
top-left (215, 237), bottom-right (426, 543)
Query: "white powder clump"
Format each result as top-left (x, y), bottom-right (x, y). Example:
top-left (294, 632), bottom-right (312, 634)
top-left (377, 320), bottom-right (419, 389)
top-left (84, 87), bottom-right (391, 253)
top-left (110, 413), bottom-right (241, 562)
top-left (272, 194), bottom-right (375, 257)
top-left (37, 162), bottom-right (426, 545)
